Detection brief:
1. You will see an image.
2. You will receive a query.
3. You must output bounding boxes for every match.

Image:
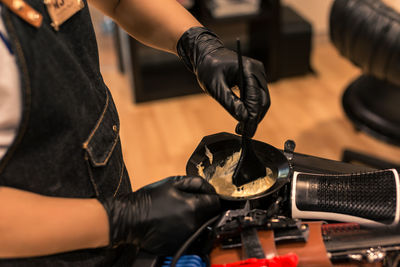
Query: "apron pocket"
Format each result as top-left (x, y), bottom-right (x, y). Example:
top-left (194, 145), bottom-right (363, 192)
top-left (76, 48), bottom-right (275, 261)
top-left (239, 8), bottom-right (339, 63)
top-left (83, 91), bottom-right (119, 167)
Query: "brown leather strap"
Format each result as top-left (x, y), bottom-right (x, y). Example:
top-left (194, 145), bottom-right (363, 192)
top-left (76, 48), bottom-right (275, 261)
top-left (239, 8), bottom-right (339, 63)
top-left (277, 222), bottom-right (332, 267)
top-left (0, 0), bottom-right (42, 28)
top-left (257, 230), bottom-right (278, 258)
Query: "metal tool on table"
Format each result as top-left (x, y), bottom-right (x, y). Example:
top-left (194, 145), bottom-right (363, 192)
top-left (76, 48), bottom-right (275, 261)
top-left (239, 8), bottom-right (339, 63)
top-left (130, 133), bottom-right (400, 267)
top-left (214, 200), bottom-right (308, 251)
top-left (232, 39), bottom-right (267, 187)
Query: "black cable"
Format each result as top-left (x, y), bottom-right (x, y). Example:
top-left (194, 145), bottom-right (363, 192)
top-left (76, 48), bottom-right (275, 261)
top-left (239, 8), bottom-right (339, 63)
top-left (170, 215), bottom-right (220, 267)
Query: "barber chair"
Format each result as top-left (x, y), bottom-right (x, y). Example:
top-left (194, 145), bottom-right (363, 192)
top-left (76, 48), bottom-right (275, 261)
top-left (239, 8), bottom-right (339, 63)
top-left (330, 0), bottom-right (400, 169)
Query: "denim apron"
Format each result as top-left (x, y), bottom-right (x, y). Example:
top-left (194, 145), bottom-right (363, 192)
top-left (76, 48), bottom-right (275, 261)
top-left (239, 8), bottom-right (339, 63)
top-left (0, 0), bottom-right (136, 265)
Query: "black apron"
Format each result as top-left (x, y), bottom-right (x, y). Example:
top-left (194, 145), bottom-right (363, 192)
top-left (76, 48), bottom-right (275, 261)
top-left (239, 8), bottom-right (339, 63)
top-left (0, 0), bottom-right (135, 265)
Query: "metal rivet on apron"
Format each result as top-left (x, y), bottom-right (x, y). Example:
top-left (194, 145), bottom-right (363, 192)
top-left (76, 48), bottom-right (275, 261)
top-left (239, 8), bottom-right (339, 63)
top-left (28, 11), bottom-right (40, 21)
top-left (12, 0), bottom-right (25, 11)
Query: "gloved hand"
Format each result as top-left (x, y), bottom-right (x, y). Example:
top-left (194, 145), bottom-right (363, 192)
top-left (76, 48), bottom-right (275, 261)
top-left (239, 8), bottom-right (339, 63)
top-left (177, 27), bottom-right (270, 138)
top-left (100, 176), bottom-right (220, 255)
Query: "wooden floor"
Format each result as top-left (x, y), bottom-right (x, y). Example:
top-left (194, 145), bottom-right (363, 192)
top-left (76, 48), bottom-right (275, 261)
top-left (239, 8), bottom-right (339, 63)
top-left (95, 28), bottom-right (400, 190)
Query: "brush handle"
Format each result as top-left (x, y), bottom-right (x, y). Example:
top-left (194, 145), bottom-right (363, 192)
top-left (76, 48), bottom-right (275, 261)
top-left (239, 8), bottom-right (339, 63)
top-left (236, 39), bottom-right (245, 100)
top-left (236, 38), bottom-right (249, 138)
top-left (291, 169), bottom-right (400, 226)
top-left (232, 39), bottom-right (267, 187)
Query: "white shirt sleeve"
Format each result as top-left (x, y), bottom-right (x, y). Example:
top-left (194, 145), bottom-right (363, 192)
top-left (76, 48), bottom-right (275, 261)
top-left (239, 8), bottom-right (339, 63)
top-left (0, 5), bottom-right (22, 160)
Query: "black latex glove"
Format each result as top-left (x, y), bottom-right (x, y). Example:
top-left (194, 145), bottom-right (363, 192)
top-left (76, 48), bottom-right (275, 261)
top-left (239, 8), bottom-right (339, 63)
top-left (100, 176), bottom-right (220, 255)
top-left (177, 27), bottom-right (270, 137)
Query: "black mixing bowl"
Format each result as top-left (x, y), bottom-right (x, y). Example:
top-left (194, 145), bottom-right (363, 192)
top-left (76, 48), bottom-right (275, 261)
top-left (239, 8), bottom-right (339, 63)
top-left (186, 132), bottom-right (292, 209)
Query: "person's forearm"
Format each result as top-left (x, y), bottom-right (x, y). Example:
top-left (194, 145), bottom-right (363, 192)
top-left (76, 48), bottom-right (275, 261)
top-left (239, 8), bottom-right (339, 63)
top-left (89, 0), bottom-right (202, 54)
top-left (0, 187), bottom-right (109, 258)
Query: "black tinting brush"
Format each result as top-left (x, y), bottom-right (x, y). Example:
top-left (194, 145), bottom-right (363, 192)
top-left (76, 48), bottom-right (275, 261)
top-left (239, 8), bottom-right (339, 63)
top-left (231, 39), bottom-right (266, 187)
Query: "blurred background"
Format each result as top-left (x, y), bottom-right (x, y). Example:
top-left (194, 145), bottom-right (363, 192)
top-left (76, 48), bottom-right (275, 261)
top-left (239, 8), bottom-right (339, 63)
top-left (90, 0), bottom-right (400, 190)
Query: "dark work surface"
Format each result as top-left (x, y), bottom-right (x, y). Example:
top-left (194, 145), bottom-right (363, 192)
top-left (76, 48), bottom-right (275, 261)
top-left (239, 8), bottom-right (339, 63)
top-left (290, 151), bottom-right (374, 174)
top-left (135, 61), bottom-right (203, 103)
top-left (276, 6), bottom-right (313, 78)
